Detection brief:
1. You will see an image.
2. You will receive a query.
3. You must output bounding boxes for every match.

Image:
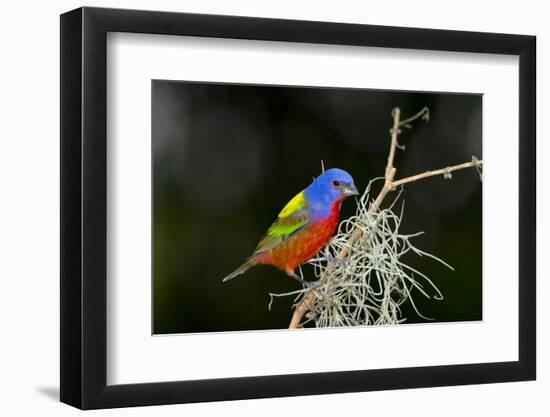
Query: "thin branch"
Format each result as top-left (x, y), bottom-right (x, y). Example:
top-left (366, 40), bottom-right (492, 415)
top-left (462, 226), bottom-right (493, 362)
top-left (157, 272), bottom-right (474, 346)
top-left (391, 157), bottom-right (483, 188)
top-left (385, 107), bottom-right (401, 179)
top-left (398, 106), bottom-right (430, 128)
top-left (288, 106), bottom-right (482, 329)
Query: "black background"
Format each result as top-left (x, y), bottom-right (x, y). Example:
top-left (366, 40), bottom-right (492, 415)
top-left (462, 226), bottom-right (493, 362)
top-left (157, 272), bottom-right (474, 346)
top-left (152, 81), bottom-right (482, 334)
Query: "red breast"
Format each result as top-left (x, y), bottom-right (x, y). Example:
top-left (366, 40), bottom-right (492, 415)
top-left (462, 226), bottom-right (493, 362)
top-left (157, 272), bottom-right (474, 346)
top-left (256, 200), bottom-right (342, 272)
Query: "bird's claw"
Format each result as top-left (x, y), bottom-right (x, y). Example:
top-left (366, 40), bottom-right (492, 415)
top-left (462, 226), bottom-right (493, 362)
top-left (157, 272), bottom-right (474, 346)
top-left (327, 256), bottom-right (345, 266)
top-left (287, 271), bottom-right (323, 290)
top-left (303, 280), bottom-right (323, 290)
top-left (307, 256), bottom-right (345, 266)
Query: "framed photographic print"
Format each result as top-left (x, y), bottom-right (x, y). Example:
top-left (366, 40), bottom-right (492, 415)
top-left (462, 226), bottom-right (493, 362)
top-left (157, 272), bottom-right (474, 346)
top-left (60, 6), bottom-right (536, 409)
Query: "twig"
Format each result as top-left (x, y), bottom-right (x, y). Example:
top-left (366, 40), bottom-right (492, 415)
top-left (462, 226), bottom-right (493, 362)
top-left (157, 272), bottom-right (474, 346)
top-left (391, 157), bottom-right (483, 188)
top-left (288, 106), bottom-right (482, 329)
top-left (398, 106), bottom-right (430, 128)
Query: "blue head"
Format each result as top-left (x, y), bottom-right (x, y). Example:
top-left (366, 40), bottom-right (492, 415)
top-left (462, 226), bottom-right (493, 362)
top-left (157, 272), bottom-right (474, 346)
top-left (304, 168), bottom-right (359, 219)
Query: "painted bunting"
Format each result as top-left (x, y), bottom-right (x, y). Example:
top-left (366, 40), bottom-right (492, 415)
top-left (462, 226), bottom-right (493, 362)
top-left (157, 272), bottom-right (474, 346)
top-left (222, 168), bottom-right (359, 286)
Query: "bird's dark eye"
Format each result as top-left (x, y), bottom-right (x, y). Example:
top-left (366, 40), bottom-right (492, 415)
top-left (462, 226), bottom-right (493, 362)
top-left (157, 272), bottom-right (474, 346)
top-left (332, 180), bottom-right (340, 187)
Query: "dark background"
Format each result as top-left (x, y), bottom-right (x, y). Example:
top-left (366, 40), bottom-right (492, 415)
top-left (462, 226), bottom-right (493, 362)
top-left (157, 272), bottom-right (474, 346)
top-left (152, 81), bottom-right (482, 334)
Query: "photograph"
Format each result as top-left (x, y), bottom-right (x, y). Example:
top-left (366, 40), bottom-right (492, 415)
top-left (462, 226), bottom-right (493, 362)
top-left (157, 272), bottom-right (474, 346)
top-left (152, 81), bottom-right (483, 334)
top-left (54, 4), bottom-right (537, 411)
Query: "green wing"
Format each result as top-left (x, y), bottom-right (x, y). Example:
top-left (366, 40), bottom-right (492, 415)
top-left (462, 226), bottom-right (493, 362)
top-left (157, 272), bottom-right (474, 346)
top-left (254, 190), bottom-right (310, 254)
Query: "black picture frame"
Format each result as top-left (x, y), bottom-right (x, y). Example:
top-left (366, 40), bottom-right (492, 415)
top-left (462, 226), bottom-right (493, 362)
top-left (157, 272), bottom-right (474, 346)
top-left (60, 6), bottom-right (536, 410)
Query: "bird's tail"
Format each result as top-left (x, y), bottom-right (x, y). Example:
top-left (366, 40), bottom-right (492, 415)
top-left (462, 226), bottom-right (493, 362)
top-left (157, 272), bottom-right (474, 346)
top-left (222, 259), bottom-right (255, 282)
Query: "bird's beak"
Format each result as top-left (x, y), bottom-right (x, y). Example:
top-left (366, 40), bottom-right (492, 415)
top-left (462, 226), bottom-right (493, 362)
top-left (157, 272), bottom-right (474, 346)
top-left (344, 184), bottom-right (359, 196)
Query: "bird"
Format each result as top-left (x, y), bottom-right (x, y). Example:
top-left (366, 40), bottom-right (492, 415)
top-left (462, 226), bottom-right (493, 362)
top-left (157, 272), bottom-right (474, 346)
top-left (222, 168), bottom-right (359, 286)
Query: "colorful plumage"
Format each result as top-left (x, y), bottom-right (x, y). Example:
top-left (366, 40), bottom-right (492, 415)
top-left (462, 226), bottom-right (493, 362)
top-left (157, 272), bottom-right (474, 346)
top-left (222, 168), bottom-right (359, 286)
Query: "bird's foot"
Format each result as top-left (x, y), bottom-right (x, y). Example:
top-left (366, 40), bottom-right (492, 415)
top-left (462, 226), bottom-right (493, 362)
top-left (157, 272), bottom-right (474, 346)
top-left (287, 271), bottom-right (323, 290)
top-left (307, 256), bottom-right (345, 266)
top-left (304, 280), bottom-right (323, 290)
